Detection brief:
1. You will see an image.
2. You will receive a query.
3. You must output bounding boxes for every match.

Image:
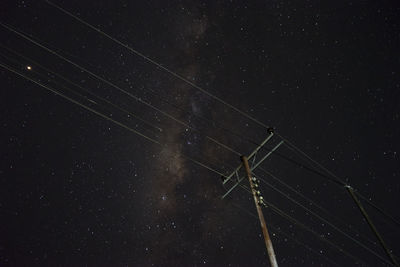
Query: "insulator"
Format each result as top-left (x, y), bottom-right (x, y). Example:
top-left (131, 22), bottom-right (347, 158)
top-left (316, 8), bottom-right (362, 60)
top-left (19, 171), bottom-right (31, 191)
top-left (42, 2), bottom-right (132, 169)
top-left (251, 177), bottom-right (257, 182)
top-left (259, 196), bottom-right (264, 201)
top-left (253, 183), bottom-right (259, 188)
top-left (256, 190), bottom-right (261, 196)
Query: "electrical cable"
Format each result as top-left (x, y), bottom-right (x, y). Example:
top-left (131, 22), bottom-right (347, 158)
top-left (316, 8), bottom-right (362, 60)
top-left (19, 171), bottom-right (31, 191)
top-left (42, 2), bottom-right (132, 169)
top-left (231, 184), bottom-right (370, 265)
top-left (229, 202), bottom-right (341, 266)
top-left (278, 132), bottom-right (400, 228)
top-left (0, 61), bottom-right (159, 144)
top-left (262, 200), bottom-right (375, 266)
top-left (0, 61), bottom-right (226, 179)
top-left (4, 4), bottom-right (398, 261)
top-left (0, 22), bottom-right (241, 157)
top-left (45, 0), bottom-right (271, 131)
top-left (0, 46), bottom-right (163, 134)
top-left (39, 1), bottom-right (400, 230)
top-left (5, 21), bottom-right (383, 241)
top-left (0, 46), bottom-right (239, 180)
top-left (253, 173), bottom-right (389, 262)
top-left (256, 166), bottom-right (380, 249)
top-left (224, 174), bottom-right (389, 264)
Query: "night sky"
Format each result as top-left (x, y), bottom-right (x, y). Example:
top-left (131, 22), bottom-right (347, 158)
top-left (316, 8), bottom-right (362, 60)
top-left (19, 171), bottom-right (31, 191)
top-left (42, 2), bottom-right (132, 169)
top-left (1, 0), bottom-right (400, 266)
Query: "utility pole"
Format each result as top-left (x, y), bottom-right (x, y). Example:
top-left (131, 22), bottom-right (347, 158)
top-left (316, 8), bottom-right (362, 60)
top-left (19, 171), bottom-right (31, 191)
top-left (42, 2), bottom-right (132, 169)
top-left (242, 155), bottom-right (278, 267)
top-left (221, 130), bottom-right (282, 266)
top-left (345, 185), bottom-right (400, 267)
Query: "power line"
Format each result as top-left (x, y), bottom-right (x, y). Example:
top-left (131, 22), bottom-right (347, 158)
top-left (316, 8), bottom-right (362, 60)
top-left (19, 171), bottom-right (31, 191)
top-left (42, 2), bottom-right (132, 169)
top-left (0, 22), bottom-right (242, 157)
top-left (253, 173), bottom-right (390, 263)
top-left (262, 200), bottom-right (374, 266)
top-left (1, 60), bottom-right (228, 180)
top-left (356, 191), bottom-right (400, 228)
top-left (0, 61), bottom-right (159, 144)
top-left (256, 166), bottom-right (380, 250)
top-left (43, 1), bottom-right (400, 231)
top-left (229, 202), bottom-right (341, 266)
top-left (216, 133), bottom-right (381, 251)
top-left (6, 4), bottom-right (399, 262)
top-left (5, 50), bottom-right (353, 264)
top-left (2, 23), bottom-right (253, 149)
top-left (268, 224), bottom-right (341, 267)
top-left (2, 16), bottom-right (261, 151)
top-left (0, 46), bottom-right (163, 134)
top-left (231, 183), bottom-right (370, 265)
top-left (0, 45), bottom-right (239, 180)
top-left (6, 15), bottom-right (387, 244)
top-left (45, 0), bottom-right (271, 130)
top-left (223, 166), bottom-right (388, 264)
top-left (278, 132), bottom-right (400, 228)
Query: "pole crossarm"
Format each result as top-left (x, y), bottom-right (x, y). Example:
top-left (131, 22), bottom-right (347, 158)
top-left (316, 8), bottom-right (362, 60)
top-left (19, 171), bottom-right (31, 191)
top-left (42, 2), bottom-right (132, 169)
top-left (222, 139), bottom-right (283, 199)
top-left (222, 132), bottom-right (275, 186)
top-left (247, 132), bottom-right (274, 160)
top-left (251, 140), bottom-right (284, 171)
top-left (222, 176), bottom-right (246, 199)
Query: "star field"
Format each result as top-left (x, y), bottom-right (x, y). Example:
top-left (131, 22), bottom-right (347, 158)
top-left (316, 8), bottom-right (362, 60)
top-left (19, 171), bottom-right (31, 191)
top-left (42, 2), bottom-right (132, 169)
top-left (1, 0), bottom-right (400, 266)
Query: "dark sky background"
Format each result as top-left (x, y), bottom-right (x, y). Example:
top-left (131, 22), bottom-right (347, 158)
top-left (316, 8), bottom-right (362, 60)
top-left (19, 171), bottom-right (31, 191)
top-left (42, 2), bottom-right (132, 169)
top-left (1, 0), bottom-right (400, 266)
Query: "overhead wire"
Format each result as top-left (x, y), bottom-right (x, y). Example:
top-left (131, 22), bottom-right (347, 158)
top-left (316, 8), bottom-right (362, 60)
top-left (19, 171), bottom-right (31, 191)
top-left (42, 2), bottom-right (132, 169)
top-left (252, 173), bottom-right (389, 262)
top-left (1, 21), bottom-right (256, 150)
top-left (256, 166), bottom-right (380, 249)
top-left (224, 171), bottom-right (390, 265)
top-left (0, 45), bottom-right (237, 180)
top-left (0, 45), bottom-right (163, 134)
top-left (0, 61), bottom-right (228, 180)
top-left (217, 137), bottom-right (381, 250)
top-left (0, 61), bottom-right (159, 144)
top-left (3, 44), bottom-right (368, 264)
top-left (44, 0), bottom-right (270, 131)
top-left (5, 3), bottom-right (399, 262)
top-left (42, 0), bottom-right (400, 230)
top-left (356, 190), bottom-right (400, 228)
top-left (8, 6), bottom-right (392, 240)
top-left (229, 202), bottom-right (341, 266)
top-left (231, 183), bottom-right (370, 266)
top-left (278, 132), bottom-right (400, 227)
top-left (262, 200), bottom-right (375, 266)
top-left (6, 16), bottom-right (365, 218)
top-left (0, 22), bottom-right (241, 157)
top-left (2, 20), bottom-right (260, 152)
top-left (2, 57), bottom-right (388, 266)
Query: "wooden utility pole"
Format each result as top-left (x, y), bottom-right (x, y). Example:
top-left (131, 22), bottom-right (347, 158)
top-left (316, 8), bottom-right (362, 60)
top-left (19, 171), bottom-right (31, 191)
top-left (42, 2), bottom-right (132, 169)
top-left (241, 155), bottom-right (278, 267)
top-left (345, 185), bottom-right (400, 266)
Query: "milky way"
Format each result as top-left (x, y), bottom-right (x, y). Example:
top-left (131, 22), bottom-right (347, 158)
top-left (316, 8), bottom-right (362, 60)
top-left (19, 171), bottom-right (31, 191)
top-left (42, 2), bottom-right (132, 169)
top-left (1, 1), bottom-right (400, 266)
